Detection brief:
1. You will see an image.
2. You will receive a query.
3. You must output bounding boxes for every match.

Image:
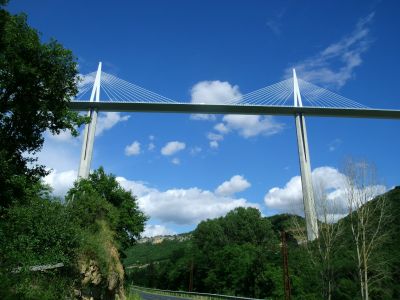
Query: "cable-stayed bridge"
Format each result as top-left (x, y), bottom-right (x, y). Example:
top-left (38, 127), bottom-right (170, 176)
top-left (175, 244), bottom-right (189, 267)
top-left (71, 65), bottom-right (400, 119)
top-left (70, 62), bottom-right (400, 242)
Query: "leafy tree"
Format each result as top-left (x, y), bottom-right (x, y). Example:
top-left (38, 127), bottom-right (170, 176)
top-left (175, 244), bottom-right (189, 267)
top-left (66, 167), bottom-right (147, 248)
top-left (0, 6), bottom-right (87, 207)
top-left (191, 207), bottom-right (280, 297)
top-left (0, 184), bottom-right (81, 299)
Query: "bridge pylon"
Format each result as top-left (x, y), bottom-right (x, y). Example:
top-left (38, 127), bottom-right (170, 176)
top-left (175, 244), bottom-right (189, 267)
top-left (78, 62), bottom-right (102, 179)
top-left (293, 69), bottom-right (319, 241)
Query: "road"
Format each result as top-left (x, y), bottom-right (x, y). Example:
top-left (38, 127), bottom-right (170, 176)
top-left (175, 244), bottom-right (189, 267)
top-left (134, 289), bottom-right (191, 300)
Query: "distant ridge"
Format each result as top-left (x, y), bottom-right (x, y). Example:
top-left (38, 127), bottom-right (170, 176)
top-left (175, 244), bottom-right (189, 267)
top-left (138, 232), bottom-right (191, 244)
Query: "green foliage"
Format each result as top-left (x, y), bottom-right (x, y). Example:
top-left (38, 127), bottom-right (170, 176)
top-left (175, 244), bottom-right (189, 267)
top-left (67, 179), bottom-right (118, 231)
top-left (124, 238), bottom-right (190, 266)
top-left (0, 8), bottom-right (87, 207)
top-left (0, 186), bottom-right (81, 299)
top-left (127, 291), bottom-right (142, 300)
top-left (0, 194), bottom-right (80, 269)
top-left (67, 167), bottom-right (148, 249)
top-left (127, 207), bottom-right (283, 298)
top-left (126, 190), bottom-right (400, 299)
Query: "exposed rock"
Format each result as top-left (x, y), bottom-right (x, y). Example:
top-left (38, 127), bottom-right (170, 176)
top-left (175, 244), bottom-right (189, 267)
top-left (75, 240), bottom-right (126, 300)
top-left (138, 232), bottom-right (191, 244)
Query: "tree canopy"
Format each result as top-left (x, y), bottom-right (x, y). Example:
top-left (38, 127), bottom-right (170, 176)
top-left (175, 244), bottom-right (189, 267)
top-left (66, 167), bottom-right (148, 249)
top-left (0, 7), bottom-right (86, 207)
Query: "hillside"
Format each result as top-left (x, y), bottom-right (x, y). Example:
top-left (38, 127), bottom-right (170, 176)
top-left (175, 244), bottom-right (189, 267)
top-left (124, 187), bottom-right (400, 298)
top-left (124, 235), bottom-right (191, 267)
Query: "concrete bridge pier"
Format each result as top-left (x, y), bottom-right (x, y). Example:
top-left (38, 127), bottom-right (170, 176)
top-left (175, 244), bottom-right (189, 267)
top-left (78, 62), bottom-right (102, 179)
top-left (293, 69), bottom-right (319, 241)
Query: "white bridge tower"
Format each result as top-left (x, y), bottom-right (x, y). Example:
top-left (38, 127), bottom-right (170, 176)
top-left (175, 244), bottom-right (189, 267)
top-left (78, 62), bottom-right (102, 178)
top-left (293, 69), bottom-right (319, 240)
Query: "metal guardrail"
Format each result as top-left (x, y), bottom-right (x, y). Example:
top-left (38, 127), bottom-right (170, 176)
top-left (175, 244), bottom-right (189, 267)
top-left (131, 285), bottom-right (269, 300)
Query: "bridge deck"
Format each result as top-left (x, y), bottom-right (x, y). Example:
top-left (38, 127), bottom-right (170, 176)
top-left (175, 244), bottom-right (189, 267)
top-left (69, 101), bottom-right (400, 119)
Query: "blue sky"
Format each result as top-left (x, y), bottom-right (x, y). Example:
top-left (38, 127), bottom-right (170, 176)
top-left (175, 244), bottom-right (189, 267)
top-left (9, 0), bottom-right (400, 236)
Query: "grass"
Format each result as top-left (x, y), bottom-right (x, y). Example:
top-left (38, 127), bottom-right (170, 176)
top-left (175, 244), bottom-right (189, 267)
top-left (127, 290), bottom-right (142, 300)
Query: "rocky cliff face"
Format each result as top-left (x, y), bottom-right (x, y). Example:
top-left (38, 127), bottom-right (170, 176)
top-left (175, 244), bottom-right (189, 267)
top-left (74, 221), bottom-right (126, 300)
top-left (75, 246), bottom-right (125, 300)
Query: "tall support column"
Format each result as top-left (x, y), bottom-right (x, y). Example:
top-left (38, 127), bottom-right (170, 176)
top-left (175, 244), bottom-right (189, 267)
top-left (78, 62), bottom-right (102, 179)
top-left (293, 69), bottom-right (319, 241)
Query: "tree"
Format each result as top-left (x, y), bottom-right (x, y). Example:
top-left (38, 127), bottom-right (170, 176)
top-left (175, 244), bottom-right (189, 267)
top-left (0, 7), bottom-right (87, 207)
top-left (0, 183), bottom-right (82, 299)
top-left (192, 207), bottom-right (281, 297)
top-left (344, 160), bottom-right (389, 300)
top-left (291, 181), bottom-right (345, 300)
top-left (66, 167), bottom-right (147, 249)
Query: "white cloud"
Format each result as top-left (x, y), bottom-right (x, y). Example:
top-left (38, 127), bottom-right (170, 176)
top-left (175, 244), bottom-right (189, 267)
top-left (207, 132), bottom-right (223, 141)
top-left (161, 141), bottom-right (186, 156)
top-left (209, 141), bottom-right (219, 149)
top-left (117, 176), bottom-right (259, 225)
top-left (190, 80), bottom-right (242, 121)
top-left (148, 143), bottom-right (155, 151)
top-left (46, 130), bottom-right (77, 144)
top-left (222, 114), bottom-right (284, 138)
top-left (207, 132), bottom-right (224, 148)
top-left (215, 175), bottom-right (251, 196)
top-left (125, 141), bottom-right (141, 156)
top-left (285, 13), bottom-right (374, 89)
top-left (190, 113), bottom-right (217, 121)
top-left (143, 225), bottom-right (176, 237)
top-left (214, 123), bottom-right (230, 134)
top-left (116, 177), bottom-right (152, 198)
top-left (188, 80), bottom-right (284, 142)
top-left (43, 169), bottom-right (77, 197)
top-left (38, 141), bottom-right (79, 174)
top-left (264, 166), bottom-right (386, 221)
top-left (191, 80), bottom-right (241, 104)
top-left (96, 112), bottom-right (130, 136)
top-left (172, 158), bottom-right (180, 165)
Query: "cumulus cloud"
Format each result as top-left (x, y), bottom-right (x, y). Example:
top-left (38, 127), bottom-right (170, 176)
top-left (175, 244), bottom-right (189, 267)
top-left (214, 123), bottom-right (230, 134)
top-left (207, 132), bottom-right (223, 141)
top-left (190, 80), bottom-right (242, 121)
top-left (264, 166), bottom-right (386, 221)
top-left (117, 176), bottom-right (259, 225)
top-left (96, 112), bottom-right (130, 136)
top-left (116, 177), bottom-right (152, 198)
top-left (46, 130), bottom-right (78, 144)
top-left (143, 225), bottom-right (176, 237)
top-left (125, 141), bottom-right (141, 156)
top-left (207, 132), bottom-right (224, 148)
top-left (188, 80), bottom-right (284, 145)
top-left (43, 169), bottom-right (77, 197)
top-left (191, 80), bottom-right (241, 104)
top-left (209, 141), bottom-right (219, 149)
top-left (284, 13), bottom-right (374, 89)
top-left (222, 115), bottom-right (284, 138)
top-left (215, 175), bottom-right (251, 196)
top-left (161, 141), bottom-right (186, 156)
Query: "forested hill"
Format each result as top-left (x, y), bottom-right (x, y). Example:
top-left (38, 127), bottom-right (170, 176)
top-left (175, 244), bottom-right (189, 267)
top-left (124, 234), bottom-right (191, 267)
top-left (125, 187), bottom-right (400, 299)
